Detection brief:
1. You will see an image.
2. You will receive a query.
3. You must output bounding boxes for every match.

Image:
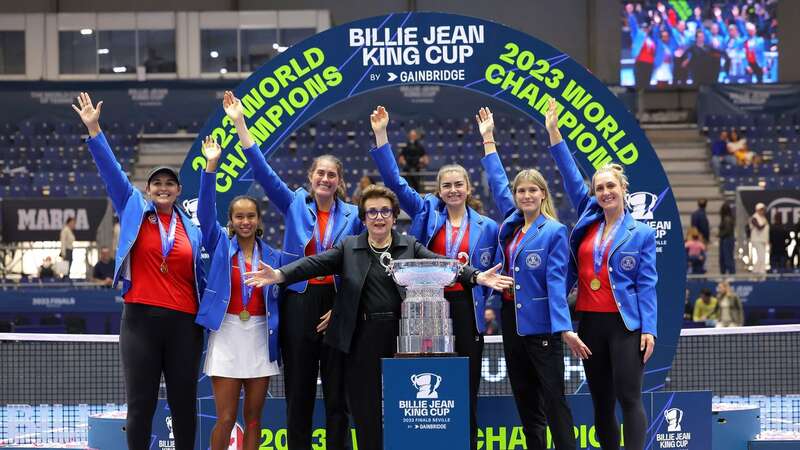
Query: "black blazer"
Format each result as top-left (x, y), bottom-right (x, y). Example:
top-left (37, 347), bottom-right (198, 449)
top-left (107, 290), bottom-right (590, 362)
top-left (279, 229), bottom-right (480, 353)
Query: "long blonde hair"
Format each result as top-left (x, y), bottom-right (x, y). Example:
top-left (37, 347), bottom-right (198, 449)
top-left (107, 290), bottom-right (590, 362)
top-left (436, 164), bottom-right (483, 212)
top-left (511, 169), bottom-right (558, 220)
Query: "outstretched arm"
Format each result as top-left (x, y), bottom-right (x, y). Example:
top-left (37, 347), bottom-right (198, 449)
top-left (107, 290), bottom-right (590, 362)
top-left (224, 91), bottom-right (294, 214)
top-left (73, 92), bottom-right (133, 214)
top-left (369, 106), bottom-right (425, 215)
top-left (198, 136), bottom-right (225, 252)
top-left (477, 107), bottom-right (516, 218)
top-left (545, 98), bottom-right (592, 215)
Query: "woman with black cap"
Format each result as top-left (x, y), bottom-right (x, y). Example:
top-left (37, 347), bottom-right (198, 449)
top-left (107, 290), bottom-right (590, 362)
top-left (74, 92), bottom-right (206, 450)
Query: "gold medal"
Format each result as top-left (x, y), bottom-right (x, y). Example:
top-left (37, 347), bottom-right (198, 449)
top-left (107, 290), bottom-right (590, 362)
top-left (239, 310), bottom-right (251, 321)
top-left (590, 278), bottom-right (601, 291)
top-left (160, 261), bottom-right (168, 274)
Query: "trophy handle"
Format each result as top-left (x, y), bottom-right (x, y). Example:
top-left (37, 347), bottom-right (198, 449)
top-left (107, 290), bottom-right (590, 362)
top-left (456, 251), bottom-right (469, 265)
top-left (379, 251), bottom-right (393, 273)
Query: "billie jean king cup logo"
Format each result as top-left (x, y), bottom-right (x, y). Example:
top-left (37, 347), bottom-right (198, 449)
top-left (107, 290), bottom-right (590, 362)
top-left (664, 408), bottom-right (684, 432)
top-left (626, 191), bottom-right (659, 220)
top-left (166, 416), bottom-right (174, 439)
top-left (411, 372), bottom-right (442, 399)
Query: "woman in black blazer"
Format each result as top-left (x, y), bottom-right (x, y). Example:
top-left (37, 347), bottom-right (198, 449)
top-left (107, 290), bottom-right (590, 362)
top-left (245, 185), bottom-right (513, 450)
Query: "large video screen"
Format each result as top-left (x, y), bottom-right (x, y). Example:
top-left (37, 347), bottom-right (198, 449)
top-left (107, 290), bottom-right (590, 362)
top-left (621, 1), bottom-right (778, 87)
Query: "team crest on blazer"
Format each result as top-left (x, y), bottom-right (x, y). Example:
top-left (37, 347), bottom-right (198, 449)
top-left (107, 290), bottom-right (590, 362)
top-left (480, 250), bottom-right (492, 268)
top-left (526, 253), bottom-right (542, 269)
top-left (621, 255), bottom-right (637, 271)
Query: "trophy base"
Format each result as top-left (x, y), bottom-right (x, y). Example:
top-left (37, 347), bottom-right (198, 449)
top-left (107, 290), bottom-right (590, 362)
top-left (394, 352), bottom-right (458, 358)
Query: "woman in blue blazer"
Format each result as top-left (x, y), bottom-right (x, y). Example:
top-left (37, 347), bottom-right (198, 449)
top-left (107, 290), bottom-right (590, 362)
top-left (477, 107), bottom-right (588, 450)
top-left (545, 99), bottom-right (658, 450)
top-left (196, 136), bottom-right (282, 450)
top-left (74, 93), bottom-right (206, 450)
top-left (369, 106), bottom-right (498, 450)
top-left (223, 91), bottom-right (359, 450)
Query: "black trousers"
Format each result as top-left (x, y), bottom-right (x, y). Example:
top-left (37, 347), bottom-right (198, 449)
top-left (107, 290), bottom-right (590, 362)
top-left (501, 302), bottom-right (576, 450)
top-left (344, 314), bottom-right (399, 450)
top-left (445, 289), bottom-right (484, 450)
top-left (119, 303), bottom-right (204, 450)
top-left (634, 60), bottom-right (653, 87)
top-left (280, 284), bottom-right (349, 450)
top-left (578, 312), bottom-right (647, 450)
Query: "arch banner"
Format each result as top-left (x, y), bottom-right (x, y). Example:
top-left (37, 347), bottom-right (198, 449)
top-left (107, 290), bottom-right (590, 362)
top-left (178, 12), bottom-right (685, 392)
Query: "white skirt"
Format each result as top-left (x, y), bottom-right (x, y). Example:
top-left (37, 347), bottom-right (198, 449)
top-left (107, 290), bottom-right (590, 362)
top-left (203, 313), bottom-right (281, 379)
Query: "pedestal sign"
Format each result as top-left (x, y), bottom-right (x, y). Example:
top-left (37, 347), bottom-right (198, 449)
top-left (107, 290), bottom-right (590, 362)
top-left (383, 357), bottom-right (469, 450)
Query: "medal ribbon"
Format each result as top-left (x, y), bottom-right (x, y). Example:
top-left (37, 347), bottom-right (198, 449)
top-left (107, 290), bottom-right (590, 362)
top-left (506, 226), bottom-right (526, 275)
top-left (593, 217), bottom-right (623, 275)
top-left (156, 209), bottom-right (177, 265)
top-left (444, 212), bottom-right (468, 259)
top-left (235, 237), bottom-right (260, 312)
top-left (314, 202), bottom-right (336, 254)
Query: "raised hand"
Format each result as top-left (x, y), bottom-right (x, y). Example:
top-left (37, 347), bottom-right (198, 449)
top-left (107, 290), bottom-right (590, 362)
top-left (203, 135), bottom-right (222, 172)
top-left (476, 263), bottom-right (514, 291)
top-left (475, 107), bottom-right (495, 139)
top-left (244, 261), bottom-right (285, 288)
top-left (370, 105), bottom-right (389, 147)
top-left (545, 98), bottom-right (563, 145)
top-left (223, 90), bottom-right (244, 123)
top-left (71, 92), bottom-right (103, 137)
top-left (563, 331), bottom-right (592, 360)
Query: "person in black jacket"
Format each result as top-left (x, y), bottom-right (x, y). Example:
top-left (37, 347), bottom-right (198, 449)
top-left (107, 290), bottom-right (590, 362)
top-left (244, 185), bottom-right (513, 450)
top-left (718, 203), bottom-right (736, 274)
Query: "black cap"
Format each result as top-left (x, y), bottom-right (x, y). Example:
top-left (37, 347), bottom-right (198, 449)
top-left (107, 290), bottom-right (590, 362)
top-left (146, 166), bottom-right (181, 186)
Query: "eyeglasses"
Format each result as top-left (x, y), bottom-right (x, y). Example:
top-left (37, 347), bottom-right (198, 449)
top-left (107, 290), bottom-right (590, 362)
top-left (365, 207), bottom-right (393, 220)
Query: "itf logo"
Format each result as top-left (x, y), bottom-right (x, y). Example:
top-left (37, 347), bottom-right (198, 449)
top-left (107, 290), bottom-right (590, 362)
top-left (664, 408), bottom-right (684, 432)
top-left (626, 191), bottom-right (659, 220)
top-left (411, 372), bottom-right (442, 399)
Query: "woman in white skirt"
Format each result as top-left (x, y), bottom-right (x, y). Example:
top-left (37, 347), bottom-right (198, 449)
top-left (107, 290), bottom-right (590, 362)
top-left (195, 136), bottom-right (282, 450)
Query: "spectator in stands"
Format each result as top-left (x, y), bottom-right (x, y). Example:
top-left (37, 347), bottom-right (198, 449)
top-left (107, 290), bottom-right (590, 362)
top-left (227, 90), bottom-right (359, 450)
top-left (685, 227), bottom-right (707, 274)
top-left (692, 288), bottom-right (718, 323)
top-left (92, 247), bottom-right (115, 287)
top-left (715, 281), bottom-right (744, 327)
top-left (683, 288), bottom-right (692, 321)
top-left (59, 217), bottom-right (76, 278)
top-left (728, 129), bottom-right (760, 167)
top-left (112, 215), bottom-right (120, 256)
top-left (398, 129), bottom-right (429, 192)
top-left (691, 199), bottom-right (710, 243)
top-left (196, 136), bottom-right (281, 450)
top-left (769, 214), bottom-right (789, 272)
top-left (749, 202), bottom-right (769, 274)
top-left (545, 98), bottom-right (657, 450)
top-left (719, 202), bottom-right (736, 274)
top-left (243, 185), bottom-right (512, 450)
top-left (478, 105), bottom-right (588, 450)
top-left (38, 256), bottom-right (56, 280)
top-left (350, 175), bottom-right (374, 206)
top-left (372, 105), bottom-right (500, 450)
top-left (710, 130), bottom-right (734, 174)
top-left (74, 92), bottom-right (206, 450)
top-left (483, 308), bottom-right (499, 336)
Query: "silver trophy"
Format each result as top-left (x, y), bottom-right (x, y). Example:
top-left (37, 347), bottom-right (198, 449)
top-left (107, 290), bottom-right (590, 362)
top-left (379, 252), bottom-right (468, 355)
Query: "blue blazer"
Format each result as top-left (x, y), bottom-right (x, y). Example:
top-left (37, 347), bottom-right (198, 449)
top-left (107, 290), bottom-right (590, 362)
top-left (549, 141), bottom-right (658, 337)
top-left (195, 171), bottom-right (281, 363)
top-left (86, 132), bottom-right (205, 299)
top-left (481, 152), bottom-right (572, 335)
top-left (243, 144), bottom-right (363, 293)
top-left (371, 143), bottom-right (499, 333)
